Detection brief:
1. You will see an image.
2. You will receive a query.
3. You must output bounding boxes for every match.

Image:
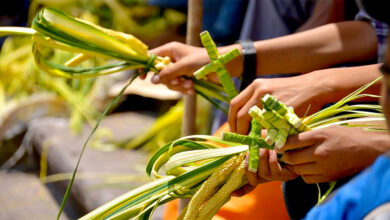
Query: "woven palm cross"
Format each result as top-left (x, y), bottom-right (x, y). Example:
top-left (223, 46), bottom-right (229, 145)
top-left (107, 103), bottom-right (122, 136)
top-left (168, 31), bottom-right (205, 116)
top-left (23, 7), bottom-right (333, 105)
top-left (193, 31), bottom-right (239, 100)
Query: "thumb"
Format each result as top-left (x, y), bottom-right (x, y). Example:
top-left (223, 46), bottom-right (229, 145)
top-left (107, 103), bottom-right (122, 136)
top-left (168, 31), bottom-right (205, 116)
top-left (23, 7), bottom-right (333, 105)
top-left (149, 42), bottom-right (181, 60)
top-left (278, 131), bottom-right (317, 153)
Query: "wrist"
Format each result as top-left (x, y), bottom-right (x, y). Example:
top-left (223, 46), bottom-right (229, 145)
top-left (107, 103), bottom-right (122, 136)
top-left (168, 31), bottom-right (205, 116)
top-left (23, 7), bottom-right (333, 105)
top-left (237, 40), bottom-right (257, 90)
top-left (368, 132), bottom-right (390, 155)
top-left (311, 69), bottom-right (342, 104)
top-left (302, 71), bottom-right (334, 105)
top-left (219, 44), bottom-right (243, 78)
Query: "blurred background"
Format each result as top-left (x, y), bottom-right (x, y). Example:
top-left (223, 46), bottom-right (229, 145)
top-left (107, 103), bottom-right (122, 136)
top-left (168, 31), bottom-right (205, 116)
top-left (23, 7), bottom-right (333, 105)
top-left (0, 1), bottom-right (191, 219)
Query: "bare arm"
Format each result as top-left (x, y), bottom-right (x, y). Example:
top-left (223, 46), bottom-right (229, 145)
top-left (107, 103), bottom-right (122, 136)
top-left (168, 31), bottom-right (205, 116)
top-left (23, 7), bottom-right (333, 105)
top-left (225, 21), bottom-right (378, 77)
top-left (228, 64), bottom-right (381, 134)
top-left (321, 64), bottom-right (381, 103)
top-left (150, 21), bottom-right (378, 93)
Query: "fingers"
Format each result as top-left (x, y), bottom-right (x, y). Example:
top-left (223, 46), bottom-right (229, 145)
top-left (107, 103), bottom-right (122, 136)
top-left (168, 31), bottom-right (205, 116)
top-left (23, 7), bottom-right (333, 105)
top-left (282, 146), bottom-right (316, 165)
top-left (150, 72), bottom-right (194, 95)
top-left (139, 74), bottom-right (147, 80)
top-left (149, 42), bottom-right (200, 85)
top-left (278, 131), bottom-right (317, 152)
top-left (228, 85), bottom-right (255, 134)
top-left (268, 150), bottom-right (282, 177)
top-left (281, 164), bottom-right (299, 180)
top-left (232, 183), bottom-right (256, 197)
top-left (236, 95), bottom-right (261, 134)
top-left (257, 149), bottom-right (298, 181)
top-left (170, 78), bottom-right (180, 86)
top-left (157, 59), bottom-right (196, 85)
top-left (164, 78), bottom-right (194, 95)
top-left (228, 80), bottom-right (267, 134)
top-left (268, 150), bottom-right (298, 181)
top-left (292, 162), bottom-right (319, 175)
top-left (151, 74), bottom-right (160, 84)
top-left (149, 42), bottom-right (179, 60)
top-left (257, 149), bottom-right (271, 179)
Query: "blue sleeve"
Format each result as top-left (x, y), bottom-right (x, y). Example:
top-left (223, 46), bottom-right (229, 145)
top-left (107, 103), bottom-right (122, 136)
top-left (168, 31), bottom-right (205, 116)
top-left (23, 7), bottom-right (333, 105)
top-left (305, 152), bottom-right (390, 220)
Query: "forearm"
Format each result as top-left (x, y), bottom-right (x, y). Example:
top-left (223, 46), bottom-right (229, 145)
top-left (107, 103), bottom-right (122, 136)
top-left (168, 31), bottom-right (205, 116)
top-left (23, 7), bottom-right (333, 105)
top-left (220, 21), bottom-right (378, 78)
top-left (318, 64), bottom-right (382, 103)
top-left (256, 21), bottom-right (378, 75)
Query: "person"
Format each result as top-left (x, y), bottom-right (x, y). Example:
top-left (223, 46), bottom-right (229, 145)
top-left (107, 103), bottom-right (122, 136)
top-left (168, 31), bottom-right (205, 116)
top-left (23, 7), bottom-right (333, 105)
top-left (151, 1), bottom-right (351, 219)
top-left (213, 0), bottom-right (345, 132)
top-left (229, 11), bottom-right (389, 220)
top-left (147, 1), bottom-right (346, 133)
top-left (145, 3), bottom-right (388, 219)
top-left (302, 10), bottom-right (390, 219)
top-left (147, 17), bottom-right (380, 133)
top-left (302, 2), bottom-right (390, 217)
top-left (234, 1), bottom-right (390, 219)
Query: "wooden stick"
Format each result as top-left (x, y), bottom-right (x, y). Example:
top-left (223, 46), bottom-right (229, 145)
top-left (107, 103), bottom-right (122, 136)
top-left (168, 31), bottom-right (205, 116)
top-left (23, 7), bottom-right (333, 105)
top-left (180, 0), bottom-right (203, 212)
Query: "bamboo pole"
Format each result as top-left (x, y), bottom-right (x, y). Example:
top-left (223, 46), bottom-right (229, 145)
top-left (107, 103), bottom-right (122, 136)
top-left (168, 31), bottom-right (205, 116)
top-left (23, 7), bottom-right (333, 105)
top-left (179, 0), bottom-right (203, 212)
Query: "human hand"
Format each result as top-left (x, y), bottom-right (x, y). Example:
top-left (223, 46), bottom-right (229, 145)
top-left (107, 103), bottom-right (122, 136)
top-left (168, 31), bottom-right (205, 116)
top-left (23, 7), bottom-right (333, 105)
top-left (233, 149), bottom-right (298, 197)
top-left (278, 126), bottom-right (390, 184)
top-left (141, 42), bottom-right (215, 95)
top-left (228, 74), bottom-right (325, 134)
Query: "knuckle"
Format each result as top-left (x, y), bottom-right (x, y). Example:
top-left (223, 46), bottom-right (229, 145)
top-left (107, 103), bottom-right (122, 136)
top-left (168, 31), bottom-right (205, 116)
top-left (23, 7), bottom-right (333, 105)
top-left (168, 41), bottom-right (180, 48)
top-left (314, 129), bottom-right (330, 140)
top-left (314, 148), bottom-right (329, 160)
top-left (252, 79), bottom-right (263, 87)
top-left (166, 85), bottom-right (178, 91)
top-left (255, 82), bottom-right (269, 94)
top-left (237, 110), bottom-right (249, 120)
top-left (259, 150), bottom-right (268, 160)
top-left (269, 155), bottom-right (279, 166)
top-left (158, 69), bottom-right (170, 78)
top-left (229, 98), bottom-right (239, 109)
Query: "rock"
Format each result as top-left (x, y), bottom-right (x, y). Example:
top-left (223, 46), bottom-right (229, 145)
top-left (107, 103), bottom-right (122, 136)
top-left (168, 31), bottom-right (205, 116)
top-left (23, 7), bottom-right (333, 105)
top-left (30, 112), bottom-right (166, 219)
top-left (0, 171), bottom-right (68, 220)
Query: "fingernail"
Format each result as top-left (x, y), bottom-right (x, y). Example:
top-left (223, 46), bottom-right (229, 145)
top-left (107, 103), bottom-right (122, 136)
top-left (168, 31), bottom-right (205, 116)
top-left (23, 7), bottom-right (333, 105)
top-left (151, 75), bottom-right (160, 83)
top-left (170, 79), bottom-right (179, 85)
top-left (183, 81), bottom-right (192, 89)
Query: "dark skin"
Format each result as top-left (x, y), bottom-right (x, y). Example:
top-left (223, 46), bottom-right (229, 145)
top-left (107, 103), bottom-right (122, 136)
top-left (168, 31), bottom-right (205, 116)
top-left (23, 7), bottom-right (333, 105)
top-left (228, 64), bottom-right (381, 134)
top-left (141, 21), bottom-right (377, 98)
top-left (234, 126), bottom-right (390, 196)
top-left (234, 35), bottom-right (390, 197)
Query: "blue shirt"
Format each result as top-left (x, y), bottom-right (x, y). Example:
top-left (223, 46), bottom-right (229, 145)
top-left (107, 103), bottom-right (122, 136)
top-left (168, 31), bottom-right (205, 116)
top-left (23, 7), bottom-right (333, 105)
top-left (305, 151), bottom-right (390, 220)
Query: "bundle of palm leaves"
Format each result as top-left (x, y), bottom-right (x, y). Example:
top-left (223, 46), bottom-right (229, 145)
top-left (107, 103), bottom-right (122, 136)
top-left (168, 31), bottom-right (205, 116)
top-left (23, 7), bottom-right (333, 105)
top-left (28, 0), bottom-right (186, 39)
top-left (81, 79), bottom-right (383, 220)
